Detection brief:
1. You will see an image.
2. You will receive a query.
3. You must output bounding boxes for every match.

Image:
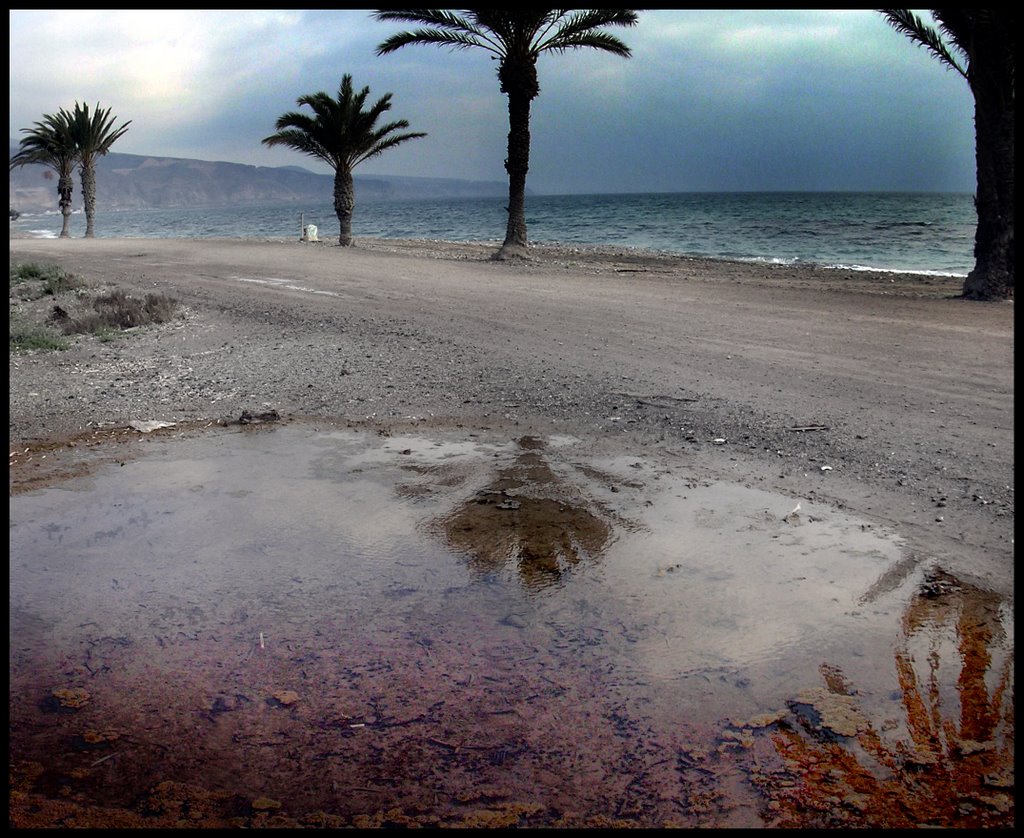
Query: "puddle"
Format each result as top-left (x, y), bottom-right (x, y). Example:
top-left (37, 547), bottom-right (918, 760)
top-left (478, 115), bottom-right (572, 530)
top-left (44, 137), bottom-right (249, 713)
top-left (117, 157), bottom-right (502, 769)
top-left (8, 422), bottom-right (1014, 827)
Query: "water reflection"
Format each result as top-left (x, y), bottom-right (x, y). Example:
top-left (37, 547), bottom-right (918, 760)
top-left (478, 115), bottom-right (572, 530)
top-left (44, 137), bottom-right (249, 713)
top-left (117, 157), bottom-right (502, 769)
top-left (435, 436), bottom-right (612, 591)
top-left (9, 423), bottom-right (1011, 827)
top-left (736, 567), bottom-right (1014, 828)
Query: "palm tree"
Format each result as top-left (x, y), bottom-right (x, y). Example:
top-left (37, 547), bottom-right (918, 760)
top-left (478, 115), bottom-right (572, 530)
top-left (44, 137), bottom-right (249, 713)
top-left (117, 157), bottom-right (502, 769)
top-left (374, 9), bottom-right (639, 260)
top-left (262, 74), bottom-right (426, 246)
top-left (880, 10), bottom-right (1014, 301)
top-left (9, 111), bottom-right (79, 238)
top-left (67, 101), bottom-right (132, 238)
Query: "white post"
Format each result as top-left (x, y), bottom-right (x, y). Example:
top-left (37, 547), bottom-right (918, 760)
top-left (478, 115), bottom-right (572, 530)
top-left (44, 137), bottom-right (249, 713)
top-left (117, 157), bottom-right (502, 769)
top-left (300, 212), bottom-right (304, 240)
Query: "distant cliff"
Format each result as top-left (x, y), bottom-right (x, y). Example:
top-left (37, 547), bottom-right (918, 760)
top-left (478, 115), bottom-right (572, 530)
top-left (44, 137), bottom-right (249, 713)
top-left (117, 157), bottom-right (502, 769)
top-left (9, 146), bottom-right (514, 212)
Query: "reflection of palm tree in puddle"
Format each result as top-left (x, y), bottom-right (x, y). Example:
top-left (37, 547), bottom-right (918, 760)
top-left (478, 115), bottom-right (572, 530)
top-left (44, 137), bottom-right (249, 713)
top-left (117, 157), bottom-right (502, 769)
top-left (438, 436), bottom-right (611, 591)
top-left (741, 568), bottom-right (1013, 828)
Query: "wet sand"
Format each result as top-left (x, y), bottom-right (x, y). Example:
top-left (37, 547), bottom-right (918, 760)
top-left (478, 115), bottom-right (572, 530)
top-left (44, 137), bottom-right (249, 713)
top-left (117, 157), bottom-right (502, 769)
top-left (8, 236), bottom-right (1015, 827)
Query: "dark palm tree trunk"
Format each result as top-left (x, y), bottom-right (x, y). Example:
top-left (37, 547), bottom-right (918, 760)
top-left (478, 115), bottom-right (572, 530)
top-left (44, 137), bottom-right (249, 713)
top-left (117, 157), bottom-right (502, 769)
top-left (497, 58), bottom-right (539, 259)
top-left (502, 90), bottom-right (531, 253)
top-left (58, 174), bottom-right (73, 238)
top-left (334, 167), bottom-right (355, 246)
top-left (962, 61), bottom-right (1014, 300)
top-left (80, 162), bottom-right (97, 238)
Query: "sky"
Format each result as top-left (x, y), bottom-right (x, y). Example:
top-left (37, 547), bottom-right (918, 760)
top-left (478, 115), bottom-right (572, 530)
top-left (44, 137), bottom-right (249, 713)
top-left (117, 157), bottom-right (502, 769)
top-left (9, 9), bottom-right (976, 195)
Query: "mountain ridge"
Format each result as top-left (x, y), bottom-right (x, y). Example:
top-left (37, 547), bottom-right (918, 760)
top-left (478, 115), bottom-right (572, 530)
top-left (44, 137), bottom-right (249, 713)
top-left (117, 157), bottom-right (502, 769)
top-left (9, 146), bottom-right (515, 212)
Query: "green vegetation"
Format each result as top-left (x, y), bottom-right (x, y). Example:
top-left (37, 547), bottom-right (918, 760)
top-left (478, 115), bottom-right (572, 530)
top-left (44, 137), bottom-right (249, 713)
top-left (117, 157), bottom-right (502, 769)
top-left (9, 261), bottom-right (179, 352)
top-left (63, 288), bottom-right (180, 335)
top-left (10, 262), bottom-right (85, 299)
top-left (9, 314), bottom-right (68, 352)
top-left (67, 101), bottom-right (132, 238)
top-left (9, 111), bottom-right (78, 238)
top-left (9, 100), bottom-right (130, 238)
top-left (262, 74), bottom-right (426, 246)
top-left (374, 10), bottom-right (638, 259)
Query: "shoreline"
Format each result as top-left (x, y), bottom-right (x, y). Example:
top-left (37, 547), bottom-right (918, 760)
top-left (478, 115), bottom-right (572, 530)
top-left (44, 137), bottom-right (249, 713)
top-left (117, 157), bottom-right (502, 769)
top-left (9, 230), bottom-right (970, 297)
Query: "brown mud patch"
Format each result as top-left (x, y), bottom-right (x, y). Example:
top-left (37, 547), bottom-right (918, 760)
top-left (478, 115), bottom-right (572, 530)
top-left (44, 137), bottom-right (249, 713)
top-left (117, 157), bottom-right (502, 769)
top-left (9, 421), bottom-right (1013, 827)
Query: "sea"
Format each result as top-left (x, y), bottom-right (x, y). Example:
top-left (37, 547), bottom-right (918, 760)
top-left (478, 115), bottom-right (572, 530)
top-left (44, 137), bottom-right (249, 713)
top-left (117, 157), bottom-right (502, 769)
top-left (10, 191), bottom-right (975, 277)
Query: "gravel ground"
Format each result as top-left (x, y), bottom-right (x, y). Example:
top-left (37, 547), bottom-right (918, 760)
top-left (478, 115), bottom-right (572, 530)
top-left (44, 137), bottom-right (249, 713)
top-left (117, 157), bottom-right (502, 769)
top-left (8, 235), bottom-right (1015, 598)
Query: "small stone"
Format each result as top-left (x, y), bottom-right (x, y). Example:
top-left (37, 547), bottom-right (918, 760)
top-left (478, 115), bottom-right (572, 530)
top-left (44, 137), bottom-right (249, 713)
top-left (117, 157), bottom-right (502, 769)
top-left (252, 797), bottom-right (282, 811)
top-left (792, 687), bottom-right (868, 737)
top-left (272, 690), bottom-right (300, 706)
top-left (733, 709), bottom-right (788, 729)
top-left (82, 729), bottom-right (120, 744)
top-left (52, 687), bottom-right (90, 709)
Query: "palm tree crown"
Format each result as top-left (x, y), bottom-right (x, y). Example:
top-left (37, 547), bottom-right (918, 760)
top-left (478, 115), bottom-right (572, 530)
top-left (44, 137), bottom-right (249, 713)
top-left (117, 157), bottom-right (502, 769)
top-left (263, 74), bottom-right (425, 171)
top-left (262, 74), bottom-right (426, 245)
top-left (375, 9), bottom-right (636, 68)
top-left (374, 9), bottom-right (639, 258)
top-left (10, 111), bottom-right (79, 237)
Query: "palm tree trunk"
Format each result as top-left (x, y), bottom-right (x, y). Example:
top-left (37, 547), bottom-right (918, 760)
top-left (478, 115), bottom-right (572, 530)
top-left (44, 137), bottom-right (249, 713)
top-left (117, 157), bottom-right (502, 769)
top-left (334, 167), bottom-right (355, 246)
top-left (961, 70), bottom-right (1014, 301)
top-left (58, 174), bottom-right (73, 239)
top-left (80, 160), bottom-right (97, 238)
top-left (496, 58), bottom-right (538, 259)
top-left (500, 90), bottom-right (531, 256)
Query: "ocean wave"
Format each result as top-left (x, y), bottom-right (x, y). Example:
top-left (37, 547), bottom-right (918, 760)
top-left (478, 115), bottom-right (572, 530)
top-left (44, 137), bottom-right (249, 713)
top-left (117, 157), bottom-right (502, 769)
top-left (825, 262), bottom-right (966, 278)
top-left (737, 255), bottom-right (802, 267)
top-left (873, 220), bottom-right (934, 229)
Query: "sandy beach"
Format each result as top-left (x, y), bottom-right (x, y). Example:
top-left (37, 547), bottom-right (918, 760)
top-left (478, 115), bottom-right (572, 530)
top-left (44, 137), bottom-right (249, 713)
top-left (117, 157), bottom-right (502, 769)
top-left (8, 235), bottom-right (1015, 827)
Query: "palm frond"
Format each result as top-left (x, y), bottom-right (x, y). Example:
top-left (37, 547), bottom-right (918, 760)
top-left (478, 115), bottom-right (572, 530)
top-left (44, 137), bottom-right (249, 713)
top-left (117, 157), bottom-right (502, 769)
top-left (376, 28), bottom-right (496, 55)
top-left (538, 8), bottom-right (638, 52)
top-left (879, 9), bottom-right (968, 80)
top-left (374, 9), bottom-right (503, 53)
top-left (373, 9), bottom-right (475, 31)
top-left (376, 8), bottom-right (640, 60)
top-left (261, 74), bottom-right (425, 172)
top-left (10, 112), bottom-right (78, 173)
top-left (70, 101), bottom-right (132, 156)
top-left (353, 128), bottom-right (429, 167)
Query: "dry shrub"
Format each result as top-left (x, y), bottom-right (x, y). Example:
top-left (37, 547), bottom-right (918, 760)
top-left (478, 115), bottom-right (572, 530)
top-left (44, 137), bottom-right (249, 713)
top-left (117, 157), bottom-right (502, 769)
top-left (61, 290), bottom-right (179, 335)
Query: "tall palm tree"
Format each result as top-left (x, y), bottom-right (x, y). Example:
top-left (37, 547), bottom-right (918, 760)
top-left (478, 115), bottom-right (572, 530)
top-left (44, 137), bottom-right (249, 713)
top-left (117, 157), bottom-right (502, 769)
top-left (880, 10), bottom-right (1014, 301)
top-left (9, 111), bottom-right (79, 238)
top-left (374, 9), bottom-right (639, 260)
top-left (262, 74), bottom-right (426, 246)
top-left (67, 101), bottom-right (132, 238)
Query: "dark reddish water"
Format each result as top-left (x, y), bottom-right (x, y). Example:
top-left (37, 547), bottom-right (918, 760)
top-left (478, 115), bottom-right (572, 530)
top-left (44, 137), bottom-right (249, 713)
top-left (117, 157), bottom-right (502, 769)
top-left (9, 423), bottom-right (1014, 827)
